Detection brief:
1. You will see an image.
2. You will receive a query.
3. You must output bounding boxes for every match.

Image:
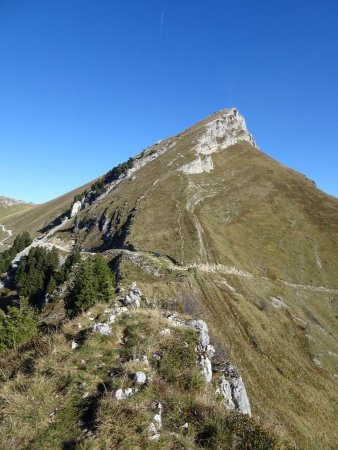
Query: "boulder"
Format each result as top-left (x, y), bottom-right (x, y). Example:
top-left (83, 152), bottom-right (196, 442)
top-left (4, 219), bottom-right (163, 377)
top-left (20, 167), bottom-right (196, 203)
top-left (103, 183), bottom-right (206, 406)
top-left (219, 362), bottom-right (251, 416)
top-left (121, 283), bottom-right (142, 308)
top-left (217, 375), bottom-right (235, 410)
top-left (92, 323), bottom-right (112, 335)
top-left (70, 200), bottom-right (83, 218)
top-left (133, 371), bottom-right (147, 385)
top-left (115, 388), bottom-right (136, 401)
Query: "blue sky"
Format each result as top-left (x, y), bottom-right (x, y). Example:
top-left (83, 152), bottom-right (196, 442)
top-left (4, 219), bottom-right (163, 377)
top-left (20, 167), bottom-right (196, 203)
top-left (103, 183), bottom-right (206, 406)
top-left (0, 0), bottom-right (337, 203)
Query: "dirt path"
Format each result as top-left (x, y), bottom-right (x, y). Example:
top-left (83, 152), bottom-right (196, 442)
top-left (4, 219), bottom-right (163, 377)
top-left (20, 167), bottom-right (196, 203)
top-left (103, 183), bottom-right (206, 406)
top-left (0, 224), bottom-right (13, 245)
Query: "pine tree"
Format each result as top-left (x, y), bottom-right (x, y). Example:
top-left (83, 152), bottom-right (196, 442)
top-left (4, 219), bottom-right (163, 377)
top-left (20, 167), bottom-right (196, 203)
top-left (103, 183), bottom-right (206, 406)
top-left (0, 297), bottom-right (39, 353)
top-left (93, 254), bottom-right (113, 302)
top-left (66, 258), bottom-right (96, 314)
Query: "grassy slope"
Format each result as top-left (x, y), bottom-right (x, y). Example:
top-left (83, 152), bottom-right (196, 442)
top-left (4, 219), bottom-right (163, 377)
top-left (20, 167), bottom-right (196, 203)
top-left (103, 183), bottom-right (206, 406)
top-left (0, 203), bottom-right (35, 221)
top-left (76, 128), bottom-right (338, 447)
top-left (1, 180), bottom-right (93, 240)
top-left (0, 300), bottom-right (278, 450)
top-left (2, 111), bottom-right (337, 448)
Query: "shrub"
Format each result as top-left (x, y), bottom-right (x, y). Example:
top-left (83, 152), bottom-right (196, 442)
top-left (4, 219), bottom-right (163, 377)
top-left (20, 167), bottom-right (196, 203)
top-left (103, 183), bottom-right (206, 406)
top-left (0, 298), bottom-right (39, 354)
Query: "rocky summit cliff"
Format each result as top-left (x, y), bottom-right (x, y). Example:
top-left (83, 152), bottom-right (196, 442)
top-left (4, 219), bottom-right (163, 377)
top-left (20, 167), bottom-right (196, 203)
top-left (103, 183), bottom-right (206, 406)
top-left (1, 108), bottom-right (338, 448)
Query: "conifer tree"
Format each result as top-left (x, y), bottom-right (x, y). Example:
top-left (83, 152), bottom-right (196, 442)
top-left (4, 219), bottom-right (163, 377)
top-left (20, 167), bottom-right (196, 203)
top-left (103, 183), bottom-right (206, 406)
top-left (93, 254), bottom-right (113, 302)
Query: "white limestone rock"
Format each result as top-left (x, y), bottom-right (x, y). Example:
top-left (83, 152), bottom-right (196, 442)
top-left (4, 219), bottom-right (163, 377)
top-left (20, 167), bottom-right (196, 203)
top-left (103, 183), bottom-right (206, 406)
top-left (217, 375), bottom-right (235, 411)
top-left (108, 314), bottom-right (116, 324)
top-left (148, 401), bottom-right (162, 441)
top-left (115, 388), bottom-right (137, 401)
top-left (220, 362), bottom-right (251, 416)
top-left (195, 108), bottom-right (256, 156)
top-left (166, 312), bottom-right (186, 327)
top-left (231, 375), bottom-right (251, 415)
top-left (114, 306), bottom-right (129, 316)
top-left (207, 344), bottom-right (216, 358)
top-left (178, 154), bottom-right (214, 175)
top-left (71, 341), bottom-right (79, 350)
top-left (133, 371), bottom-right (147, 385)
top-left (148, 433), bottom-right (161, 442)
top-left (121, 283), bottom-right (142, 308)
top-left (153, 413), bottom-right (162, 429)
top-left (189, 319), bottom-right (210, 351)
top-left (92, 323), bottom-right (112, 335)
top-left (148, 423), bottom-right (157, 434)
top-left (271, 296), bottom-right (288, 310)
top-left (70, 200), bottom-right (83, 218)
top-left (200, 355), bottom-right (213, 383)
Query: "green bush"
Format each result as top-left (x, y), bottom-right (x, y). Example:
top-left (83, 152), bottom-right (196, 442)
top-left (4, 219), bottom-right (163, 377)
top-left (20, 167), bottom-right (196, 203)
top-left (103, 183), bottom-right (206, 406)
top-left (72, 157), bottom-right (134, 206)
top-left (0, 298), bottom-right (39, 354)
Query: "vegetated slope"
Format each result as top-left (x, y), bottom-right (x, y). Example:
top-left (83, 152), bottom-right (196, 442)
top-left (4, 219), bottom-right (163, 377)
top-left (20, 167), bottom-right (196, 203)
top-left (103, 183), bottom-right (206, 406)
top-left (0, 196), bottom-right (33, 218)
top-left (0, 182), bottom-right (93, 239)
top-left (0, 197), bottom-right (32, 238)
top-left (0, 287), bottom-right (279, 449)
top-left (1, 108), bottom-right (338, 448)
top-left (0, 197), bottom-right (35, 249)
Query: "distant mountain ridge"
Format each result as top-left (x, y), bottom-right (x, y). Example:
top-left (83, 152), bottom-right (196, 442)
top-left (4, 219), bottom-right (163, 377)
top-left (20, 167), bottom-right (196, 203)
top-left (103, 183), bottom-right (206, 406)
top-left (0, 195), bottom-right (33, 207)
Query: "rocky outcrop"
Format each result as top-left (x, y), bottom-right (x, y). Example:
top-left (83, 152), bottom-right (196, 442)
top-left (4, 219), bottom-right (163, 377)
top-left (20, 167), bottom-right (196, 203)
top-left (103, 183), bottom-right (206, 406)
top-left (178, 154), bottom-right (214, 175)
top-left (177, 108), bottom-right (256, 176)
top-left (216, 361), bottom-right (251, 416)
top-left (195, 108), bottom-right (256, 155)
top-left (188, 319), bottom-right (215, 383)
top-left (121, 282), bottom-right (142, 308)
top-left (92, 323), bottom-right (112, 335)
top-left (70, 200), bottom-right (83, 218)
top-left (166, 312), bottom-right (251, 415)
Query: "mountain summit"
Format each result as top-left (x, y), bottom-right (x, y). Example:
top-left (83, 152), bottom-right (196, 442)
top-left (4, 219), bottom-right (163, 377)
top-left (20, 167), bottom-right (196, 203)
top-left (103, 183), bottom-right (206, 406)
top-left (1, 109), bottom-right (337, 448)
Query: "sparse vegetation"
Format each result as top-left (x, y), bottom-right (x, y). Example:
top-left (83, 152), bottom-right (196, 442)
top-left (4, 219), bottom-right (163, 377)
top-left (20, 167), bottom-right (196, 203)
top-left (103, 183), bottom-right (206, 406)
top-left (0, 298), bottom-right (280, 449)
top-left (73, 157), bottom-right (134, 204)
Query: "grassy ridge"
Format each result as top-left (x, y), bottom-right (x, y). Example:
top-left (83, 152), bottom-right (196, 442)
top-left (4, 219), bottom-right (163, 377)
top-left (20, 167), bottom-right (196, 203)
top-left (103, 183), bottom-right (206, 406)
top-left (0, 300), bottom-right (279, 449)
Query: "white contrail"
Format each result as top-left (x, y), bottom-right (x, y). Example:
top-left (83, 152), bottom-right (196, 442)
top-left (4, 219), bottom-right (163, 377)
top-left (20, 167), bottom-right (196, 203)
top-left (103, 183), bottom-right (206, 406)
top-left (160, 10), bottom-right (164, 36)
